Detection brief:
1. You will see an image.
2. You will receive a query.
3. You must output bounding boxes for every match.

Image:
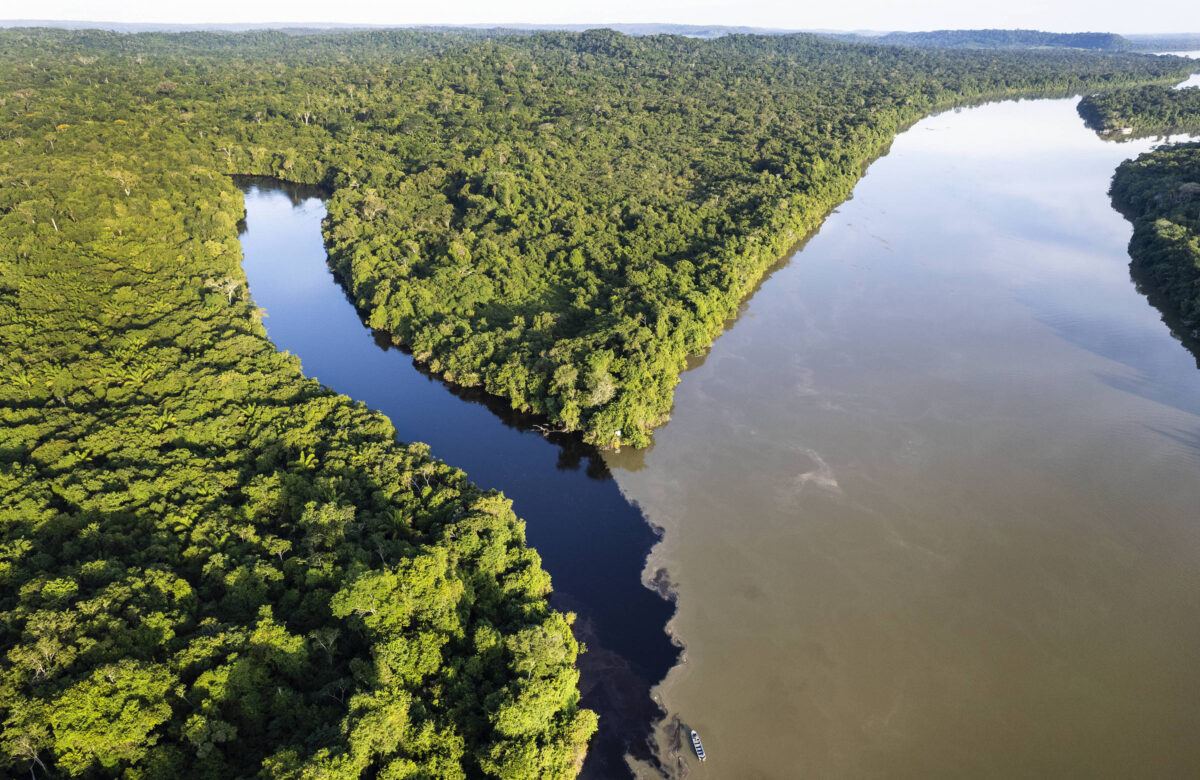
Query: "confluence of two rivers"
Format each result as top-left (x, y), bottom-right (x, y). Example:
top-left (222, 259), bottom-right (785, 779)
top-left (238, 78), bottom-right (1200, 778)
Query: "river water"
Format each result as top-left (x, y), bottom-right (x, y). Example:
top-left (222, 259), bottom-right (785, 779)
top-left (236, 59), bottom-right (1200, 778)
top-left (609, 87), bottom-right (1200, 776)
top-left (1167, 50), bottom-right (1200, 88)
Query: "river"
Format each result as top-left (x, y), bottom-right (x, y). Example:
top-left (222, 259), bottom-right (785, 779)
top-left (1167, 50), bottom-right (1200, 88)
top-left (609, 71), bottom-right (1200, 777)
top-left (236, 61), bottom-right (1200, 778)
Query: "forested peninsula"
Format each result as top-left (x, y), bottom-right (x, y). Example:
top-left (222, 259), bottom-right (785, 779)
top-left (1, 26), bottom-right (1196, 779)
top-left (1110, 143), bottom-right (1200, 336)
top-left (1079, 84), bottom-right (1200, 137)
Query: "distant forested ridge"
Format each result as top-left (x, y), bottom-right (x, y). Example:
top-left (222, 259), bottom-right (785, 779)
top-left (1078, 84), bottom-right (1200, 136)
top-left (1110, 143), bottom-right (1200, 335)
top-left (1124, 33), bottom-right (1200, 52)
top-left (0, 27), bottom-right (1195, 779)
top-left (830, 29), bottom-right (1132, 50)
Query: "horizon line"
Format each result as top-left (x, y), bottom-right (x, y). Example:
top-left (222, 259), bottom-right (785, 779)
top-left (3, 20), bottom-right (1197, 36)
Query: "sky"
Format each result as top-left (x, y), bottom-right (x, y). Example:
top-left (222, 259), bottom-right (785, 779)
top-left (4, 0), bottom-right (1198, 35)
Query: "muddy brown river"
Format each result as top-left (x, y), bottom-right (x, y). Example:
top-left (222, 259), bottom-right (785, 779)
top-left (608, 87), bottom-right (1200, 777)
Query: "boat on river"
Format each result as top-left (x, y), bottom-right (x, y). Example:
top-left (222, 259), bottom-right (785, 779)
top-left (691, 729), bottom-right (707, 761)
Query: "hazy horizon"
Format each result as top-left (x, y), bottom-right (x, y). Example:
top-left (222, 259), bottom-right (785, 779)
top-left (3, 20), bottom-right (1199, 36)
top-left (7, 0), bottom-right (1200, 36)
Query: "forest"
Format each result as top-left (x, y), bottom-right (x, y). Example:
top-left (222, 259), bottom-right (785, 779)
top-left (1110, 143), bottom-right (1200, 336)
top-left (1, 25), bottom-right (1196, 778)
top-left (831, 29), bottom-right (1133, 51)
top-left (1078, 83), bottom-right (1200, 136)
top-left (1125, 33), bottom-right (1200, 52)
top-left (0, 32), bottom-right (597, 779)
top-left (5, 25), bottom-right (1178, 451)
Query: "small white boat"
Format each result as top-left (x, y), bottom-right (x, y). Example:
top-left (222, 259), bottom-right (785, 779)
top-left (691, 729), bottom-right (707, 762)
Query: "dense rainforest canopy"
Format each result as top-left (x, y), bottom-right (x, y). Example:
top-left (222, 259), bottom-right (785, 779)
top-left (0, 31), bottom-right (599, 779)
top-left (2, 29), bottom-right (1192, 449)
top-left (0, 25), bottom-right (1196, 779)
top-left (1079, 84), bottom-right (1200, 137)
top-left (1110, 143), bottom-right (1200, 336)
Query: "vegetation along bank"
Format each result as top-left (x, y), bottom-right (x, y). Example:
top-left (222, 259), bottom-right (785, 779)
top-left (1079, 83), bottom-right (1200, 137)
top-left (1110, 143), bottom-right (1200, 336)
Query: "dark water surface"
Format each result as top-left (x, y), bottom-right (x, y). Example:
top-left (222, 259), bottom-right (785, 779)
top-left (234, 178), bottom-right (675, 779)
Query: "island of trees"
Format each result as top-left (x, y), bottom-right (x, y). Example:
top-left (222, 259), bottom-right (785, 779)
top-left (1079, 84), bottom-right (1200, 137)
top-left (1082, 76), bottom-right (1200, 345)
top-left (1, 25), bottom-right (1196, 778)
top-left (1110, 143), bottom-right (1200, 338)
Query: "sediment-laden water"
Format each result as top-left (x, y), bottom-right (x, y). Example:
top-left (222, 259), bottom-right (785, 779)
top-left (608, 90), bottom-right (1200, 778)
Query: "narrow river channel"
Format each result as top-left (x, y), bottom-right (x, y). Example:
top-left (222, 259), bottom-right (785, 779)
top-left (234, 178), bottom-right (675, 779)
top-left (237, 62), bottom-right (1200, 778)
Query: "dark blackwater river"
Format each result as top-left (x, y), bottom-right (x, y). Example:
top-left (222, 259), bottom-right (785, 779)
top-left (238, 58), bottom-right (1200, 779)
top-left (234, 178), bottom-right (675, 779)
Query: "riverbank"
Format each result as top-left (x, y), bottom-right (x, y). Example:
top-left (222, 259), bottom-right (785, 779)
top-left (1110, 142), bottom-right (1200, 338)
top-left (1078, 85), bottom-right (1200, 137)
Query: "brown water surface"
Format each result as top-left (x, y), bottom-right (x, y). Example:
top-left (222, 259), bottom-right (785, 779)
top-left (608, 95), bottom-right (1200, 778)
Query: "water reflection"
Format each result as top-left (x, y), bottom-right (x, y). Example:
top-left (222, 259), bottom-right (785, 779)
top-left (234, 178), bottom-right (676, 779)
